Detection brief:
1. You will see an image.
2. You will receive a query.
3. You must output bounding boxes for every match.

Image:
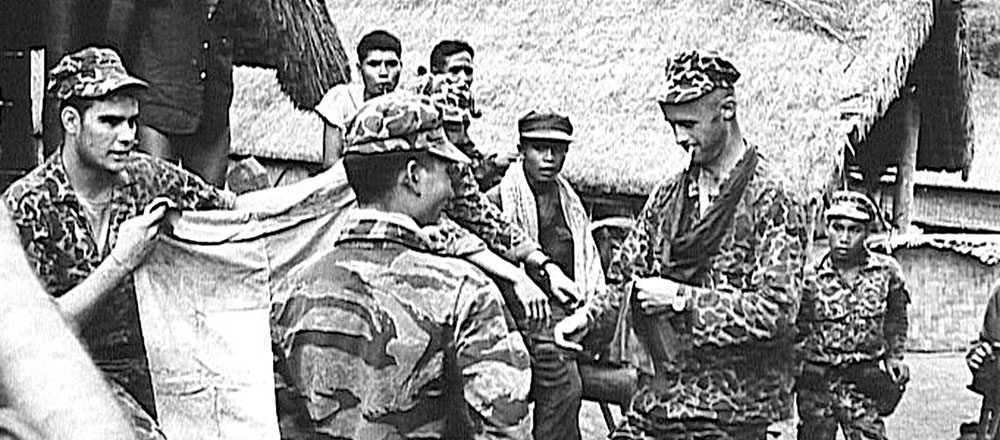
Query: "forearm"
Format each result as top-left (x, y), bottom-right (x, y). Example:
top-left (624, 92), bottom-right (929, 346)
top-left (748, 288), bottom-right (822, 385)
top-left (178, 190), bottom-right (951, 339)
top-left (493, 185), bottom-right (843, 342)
top-left (0, 207), bottom-right (135, 440)
top-left (57, 255), bottom-right (132, 329)
top-left (465, 249), bottom-right (531, 284)
top-left (322, 124), bottom-right (345, 167)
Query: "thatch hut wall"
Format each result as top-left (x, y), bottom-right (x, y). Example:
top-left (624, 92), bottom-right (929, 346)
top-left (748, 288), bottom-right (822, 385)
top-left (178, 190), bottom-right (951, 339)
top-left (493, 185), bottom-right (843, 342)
top-left (895, 246), bottom-right (999, 351)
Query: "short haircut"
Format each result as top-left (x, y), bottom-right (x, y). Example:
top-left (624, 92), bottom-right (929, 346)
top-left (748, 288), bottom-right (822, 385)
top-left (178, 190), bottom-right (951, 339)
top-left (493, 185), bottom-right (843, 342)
top-left (430, 40), bottom-right (474, 74)
top-left (357, 30), bottom-right (402, 62)
top-left (58, 87), bottom-right (140, 117)
top-left (343, 150), bottom-right (434, 205)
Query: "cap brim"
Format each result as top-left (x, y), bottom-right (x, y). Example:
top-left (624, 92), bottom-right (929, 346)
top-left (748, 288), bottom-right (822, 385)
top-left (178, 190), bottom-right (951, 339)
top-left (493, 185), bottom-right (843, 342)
top-left (105, 75), bottom-right (149, 94)
top-left (520, 129), bottom-right (574, 143)
top-left (825, 205), bottom-right (872, 223)
top-left (427, 137), bottom-right (471, 165)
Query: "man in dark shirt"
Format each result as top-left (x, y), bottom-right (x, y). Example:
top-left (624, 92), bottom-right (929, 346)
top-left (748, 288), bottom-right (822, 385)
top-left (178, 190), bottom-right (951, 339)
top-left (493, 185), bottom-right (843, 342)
top-left (133, 0), bottom-right (233, 187)
top-left (487, 110), bottom-right (605, 440)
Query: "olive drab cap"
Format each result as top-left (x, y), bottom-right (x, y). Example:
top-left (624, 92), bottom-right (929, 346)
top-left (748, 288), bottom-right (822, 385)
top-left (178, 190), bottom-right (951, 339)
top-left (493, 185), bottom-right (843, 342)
top-left (653, 50), bottom-right (741, 104)
top-left (518, 109), bottom-right (574, 143)
top-left (825, 190), bottom-right (880, 224)
top-left (344, 92), bottom-right (471, 164)
top-left (47, 46), bottom-right (148, 100)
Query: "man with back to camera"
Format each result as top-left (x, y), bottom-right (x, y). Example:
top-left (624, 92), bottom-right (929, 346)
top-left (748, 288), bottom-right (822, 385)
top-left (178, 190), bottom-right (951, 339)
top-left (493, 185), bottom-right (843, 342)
top-left (485, 109), bottom-right (606, 440)
top-left (796, 190), bottom-right (910, 440)
top-left (3, 46), bottom-right (237, 439)
top-left (271, 92), bottom-right (531, 439)
top-left (315, 30), bottom-right (403, 165)
top-left (553, 50), bottom-right (809, 440)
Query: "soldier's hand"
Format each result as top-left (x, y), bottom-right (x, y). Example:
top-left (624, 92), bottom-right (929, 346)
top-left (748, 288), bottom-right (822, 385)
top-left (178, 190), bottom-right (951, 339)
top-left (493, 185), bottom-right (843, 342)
top-left (512, 276), bottom-right (550, 324)
top-left (108, 198), bottom-right (173, 272)
top-left (544, 263), bottom-right (581, 308)
top-left (553, 311), bottom-right (590, 352)
top-left (885, 358), bottom-right (910, 386)
top-left (634, 276), bottom-right (686, 314)
top-left (968, 341), bottom-right (996, 372)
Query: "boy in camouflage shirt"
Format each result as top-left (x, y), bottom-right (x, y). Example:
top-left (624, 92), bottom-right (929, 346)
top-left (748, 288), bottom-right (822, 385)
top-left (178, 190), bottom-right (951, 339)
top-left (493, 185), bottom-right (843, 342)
top-left (796, 191), bottom-right (910, 440)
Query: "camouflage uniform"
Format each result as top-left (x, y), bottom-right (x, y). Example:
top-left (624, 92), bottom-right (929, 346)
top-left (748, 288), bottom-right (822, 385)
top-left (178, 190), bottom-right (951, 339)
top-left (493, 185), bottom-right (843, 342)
top-left (3, 47), bottom-right (235, 440)
top-left (272, 94), bottom-right (531, 439)
top-left (579, 51), bottom-right (808, 440)
top-left (796, 248), bottom-right (909, 440)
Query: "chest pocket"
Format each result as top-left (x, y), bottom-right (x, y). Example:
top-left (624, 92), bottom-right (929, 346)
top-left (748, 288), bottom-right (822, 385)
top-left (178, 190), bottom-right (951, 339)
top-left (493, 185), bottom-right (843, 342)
top-left (809, 273), bottom-right (888, 321)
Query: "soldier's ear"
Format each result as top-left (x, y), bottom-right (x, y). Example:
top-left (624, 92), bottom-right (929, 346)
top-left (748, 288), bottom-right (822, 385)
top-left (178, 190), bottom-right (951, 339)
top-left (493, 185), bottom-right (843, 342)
top-left (720, 95), bottom-right (737, 121)
top-left (402, 158), bottom-right (424, 195)
top-left (61, 106), bottom-right (81, 135)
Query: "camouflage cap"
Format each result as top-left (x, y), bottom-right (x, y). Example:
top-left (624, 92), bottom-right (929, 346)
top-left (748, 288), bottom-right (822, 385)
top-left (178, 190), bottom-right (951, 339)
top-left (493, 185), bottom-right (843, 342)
top-left (826, 190), bottom-right (879, 224)
top-left (414, 73), bottom-right (480, 124)
top-left (518, 109), bottom-right (574, 143)
top-left (47, 46), bottom-right (148, 100)
top-left (345, 92), bottom-right (471, 164)
top-left (653, 50), bottom-right (741, 104)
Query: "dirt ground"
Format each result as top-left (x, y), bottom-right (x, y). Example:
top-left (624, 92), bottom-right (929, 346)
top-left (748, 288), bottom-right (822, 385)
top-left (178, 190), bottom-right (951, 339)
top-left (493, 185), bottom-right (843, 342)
top-left (576, 352), bottom-right (982, 440)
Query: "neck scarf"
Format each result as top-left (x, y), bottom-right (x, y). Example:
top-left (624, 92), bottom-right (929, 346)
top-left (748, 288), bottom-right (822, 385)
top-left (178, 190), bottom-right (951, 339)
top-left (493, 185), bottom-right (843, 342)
top-left (498, 162), bottom-right (605, 298)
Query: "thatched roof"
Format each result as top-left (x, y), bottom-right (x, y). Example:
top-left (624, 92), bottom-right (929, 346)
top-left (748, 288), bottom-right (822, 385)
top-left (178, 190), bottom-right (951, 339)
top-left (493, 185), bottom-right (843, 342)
top-left (916, 72), bottom-right (1000, 191)
top-left (230, 68), bottom-right (324, 163)
top-left (916, 0), bottom-right (1000, 192)
top-left (230, 0), bottom-right (350, 109)
top-left (228, 0), bottom-right (350, 162)
top-left (230, 0), bottom-right (938, 192)
top-left (884, 233), bottom-right (1000, 265)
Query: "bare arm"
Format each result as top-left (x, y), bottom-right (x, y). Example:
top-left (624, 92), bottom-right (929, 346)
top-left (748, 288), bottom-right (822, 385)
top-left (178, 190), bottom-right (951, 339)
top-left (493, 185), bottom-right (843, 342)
top-left (323, 123), bottom-right (345, 168)
top-left (57, 204), bottom-right (168, 329)
top-left (0, 204), bottom-right (135, 440)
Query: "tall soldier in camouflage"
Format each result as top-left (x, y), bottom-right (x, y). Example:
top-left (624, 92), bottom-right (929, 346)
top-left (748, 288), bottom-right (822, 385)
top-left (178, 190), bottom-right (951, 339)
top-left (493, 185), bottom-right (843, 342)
top-left (796, 191), bottom-right (910, 440)
top-left (271, 93), bottom-right (532, 439)
top-left (554, 50), bottom-right (809, 439)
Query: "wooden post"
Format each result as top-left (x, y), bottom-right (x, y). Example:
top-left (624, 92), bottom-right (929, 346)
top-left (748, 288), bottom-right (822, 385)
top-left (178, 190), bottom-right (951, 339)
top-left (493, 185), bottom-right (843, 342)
top-left (893, 87), bottom-right (920, 234)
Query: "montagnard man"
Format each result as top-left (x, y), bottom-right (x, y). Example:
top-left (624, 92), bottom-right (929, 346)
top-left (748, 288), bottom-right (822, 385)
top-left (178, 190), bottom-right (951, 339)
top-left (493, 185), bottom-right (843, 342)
top-left (315, 30), bottom-right (404, 164)
top-left (796, 190), bottom-right (910, 440)
top-left (486, 109), bottom-right (606, 440)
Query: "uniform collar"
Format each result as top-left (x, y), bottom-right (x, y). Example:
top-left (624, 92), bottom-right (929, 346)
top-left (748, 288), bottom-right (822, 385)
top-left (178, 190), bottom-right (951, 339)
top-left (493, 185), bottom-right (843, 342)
top-left (336, 208), bottom-right (433, 251)
top-left (45, 148), bottom-right (137, 205)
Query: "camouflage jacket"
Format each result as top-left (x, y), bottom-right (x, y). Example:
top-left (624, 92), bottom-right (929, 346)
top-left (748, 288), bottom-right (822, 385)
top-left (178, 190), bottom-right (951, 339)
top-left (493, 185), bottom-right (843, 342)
top-left (581, 150), bottom-right (808, 426)
top-left (271, 208), bottom-right (532, 439)
top-left (2, 151), bottom-right (234, 415)
top-left (797, 250), bottom-right (910, 365)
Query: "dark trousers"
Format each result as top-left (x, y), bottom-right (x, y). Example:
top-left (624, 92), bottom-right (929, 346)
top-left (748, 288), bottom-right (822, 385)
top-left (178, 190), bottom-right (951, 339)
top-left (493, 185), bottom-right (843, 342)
top-left (525, 306), bottom-right (583, 440)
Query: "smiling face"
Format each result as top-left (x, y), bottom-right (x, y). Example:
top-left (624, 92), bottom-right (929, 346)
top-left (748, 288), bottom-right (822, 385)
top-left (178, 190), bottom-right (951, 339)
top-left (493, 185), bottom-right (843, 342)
top-left (658, 91), bottom-right (732, 167)
top-left (64, 94), bottom-right (140, 175)
top-left (359, 49), bottom-right (402, 99)
top-left (519, 138), bottom-right (569, 184)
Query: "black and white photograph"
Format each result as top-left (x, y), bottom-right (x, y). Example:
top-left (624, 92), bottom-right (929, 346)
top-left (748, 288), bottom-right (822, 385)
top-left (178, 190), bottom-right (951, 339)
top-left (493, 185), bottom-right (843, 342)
top-left (0, 0), bottom-right (998, 438)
